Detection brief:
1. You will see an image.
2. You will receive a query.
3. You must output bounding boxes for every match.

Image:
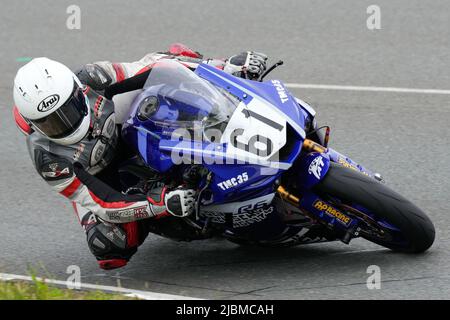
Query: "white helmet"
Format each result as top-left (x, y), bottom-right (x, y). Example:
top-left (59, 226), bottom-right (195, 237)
top-left (13, 57), bottom-right (91, 145)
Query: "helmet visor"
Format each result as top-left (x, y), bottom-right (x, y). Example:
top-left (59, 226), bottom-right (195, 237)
top-left (30, 82), bottom-right (88, 139)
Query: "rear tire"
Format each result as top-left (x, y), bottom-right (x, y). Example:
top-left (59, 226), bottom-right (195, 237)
top-left (315, 162), bottom-right (435, 253)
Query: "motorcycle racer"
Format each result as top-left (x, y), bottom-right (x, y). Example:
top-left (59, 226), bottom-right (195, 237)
top-left (12, 44), bottom-right (268, 270)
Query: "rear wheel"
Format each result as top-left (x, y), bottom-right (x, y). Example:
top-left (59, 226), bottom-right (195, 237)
top-left (314, 162), bottom-right (435, 253)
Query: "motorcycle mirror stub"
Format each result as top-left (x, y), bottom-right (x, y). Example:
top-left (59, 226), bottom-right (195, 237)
top-left (137, 96), bottom-right (159, 121)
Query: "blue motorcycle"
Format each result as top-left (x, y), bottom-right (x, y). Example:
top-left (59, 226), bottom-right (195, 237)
top-left (122, 59), bottom-right (435, 252)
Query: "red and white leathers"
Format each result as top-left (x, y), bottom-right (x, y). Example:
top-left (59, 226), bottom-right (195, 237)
top-left (12, 44), bottom-right (267, 269)
top-left (14, 44), bottom-right (223, 221)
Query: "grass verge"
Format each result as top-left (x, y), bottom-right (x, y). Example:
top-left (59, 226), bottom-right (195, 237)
top-left (0, 275), bottom-right (135, 300)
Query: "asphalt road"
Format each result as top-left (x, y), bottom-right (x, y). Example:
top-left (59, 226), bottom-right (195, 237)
top-left (0, 0), bottom-right (449, 299)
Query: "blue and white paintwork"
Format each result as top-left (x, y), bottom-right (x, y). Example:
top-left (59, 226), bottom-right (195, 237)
top-left (121, 60), bottom-right (388, 242)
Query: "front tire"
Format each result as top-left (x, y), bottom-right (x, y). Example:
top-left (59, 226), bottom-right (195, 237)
top-left (315, 162), bottom-right (435, 253)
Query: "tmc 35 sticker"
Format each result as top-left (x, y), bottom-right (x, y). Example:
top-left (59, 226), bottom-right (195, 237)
top-left (217, 172), bottom-right (249, 190)
top-left (313, 200), bottom-right (352, 226)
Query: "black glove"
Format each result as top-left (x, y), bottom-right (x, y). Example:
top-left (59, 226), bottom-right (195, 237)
top-left (224, 51), bottom-right (268, 80)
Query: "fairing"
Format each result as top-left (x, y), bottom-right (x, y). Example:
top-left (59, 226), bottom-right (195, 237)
top-left (121, 60), bottom-right (392, 243)
top-left (122, 60), bottom-right (307, 196)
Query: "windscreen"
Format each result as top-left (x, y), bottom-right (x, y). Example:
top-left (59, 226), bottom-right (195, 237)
top-left (143, 60), bottom-right (240, 131)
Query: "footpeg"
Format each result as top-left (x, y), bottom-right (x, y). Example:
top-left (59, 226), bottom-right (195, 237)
top-left (341, 226), bottom-right (361, 244)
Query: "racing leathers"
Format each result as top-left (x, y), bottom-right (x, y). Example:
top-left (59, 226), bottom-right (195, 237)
top-left (13, 44), bottom-right (268, 270)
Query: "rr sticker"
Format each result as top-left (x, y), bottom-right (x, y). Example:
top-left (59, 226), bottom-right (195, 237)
top-left (308, 156), bottom-right (325, 179)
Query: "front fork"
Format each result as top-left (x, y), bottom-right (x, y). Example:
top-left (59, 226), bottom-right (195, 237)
top-left (277, 139), bottom-right (379, 243)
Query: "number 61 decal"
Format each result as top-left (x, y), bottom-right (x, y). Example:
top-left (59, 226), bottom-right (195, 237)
top-left (230, 109), bottom-right (284, 157)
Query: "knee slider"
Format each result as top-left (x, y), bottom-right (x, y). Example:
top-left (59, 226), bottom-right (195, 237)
top-left (86, 222), bottom-right (135, 260)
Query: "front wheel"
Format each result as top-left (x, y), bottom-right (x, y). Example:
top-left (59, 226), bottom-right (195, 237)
top-left (314, 163), bottom-right (435, 253)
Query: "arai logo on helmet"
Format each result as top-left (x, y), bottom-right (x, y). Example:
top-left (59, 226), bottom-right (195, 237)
top-left (37, 94), bottom-right (60, 112)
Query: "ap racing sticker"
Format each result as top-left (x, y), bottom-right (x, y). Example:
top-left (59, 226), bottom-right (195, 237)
top-left (313, 200), bottom-right (352, 226)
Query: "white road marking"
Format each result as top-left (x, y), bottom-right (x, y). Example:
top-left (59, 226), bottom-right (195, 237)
top-left (0, 272), bottom-right (201, 300)
top-left (330, 248), bottom-right (387, 255)
top-left (285, 83), bottom-right (450, 95)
